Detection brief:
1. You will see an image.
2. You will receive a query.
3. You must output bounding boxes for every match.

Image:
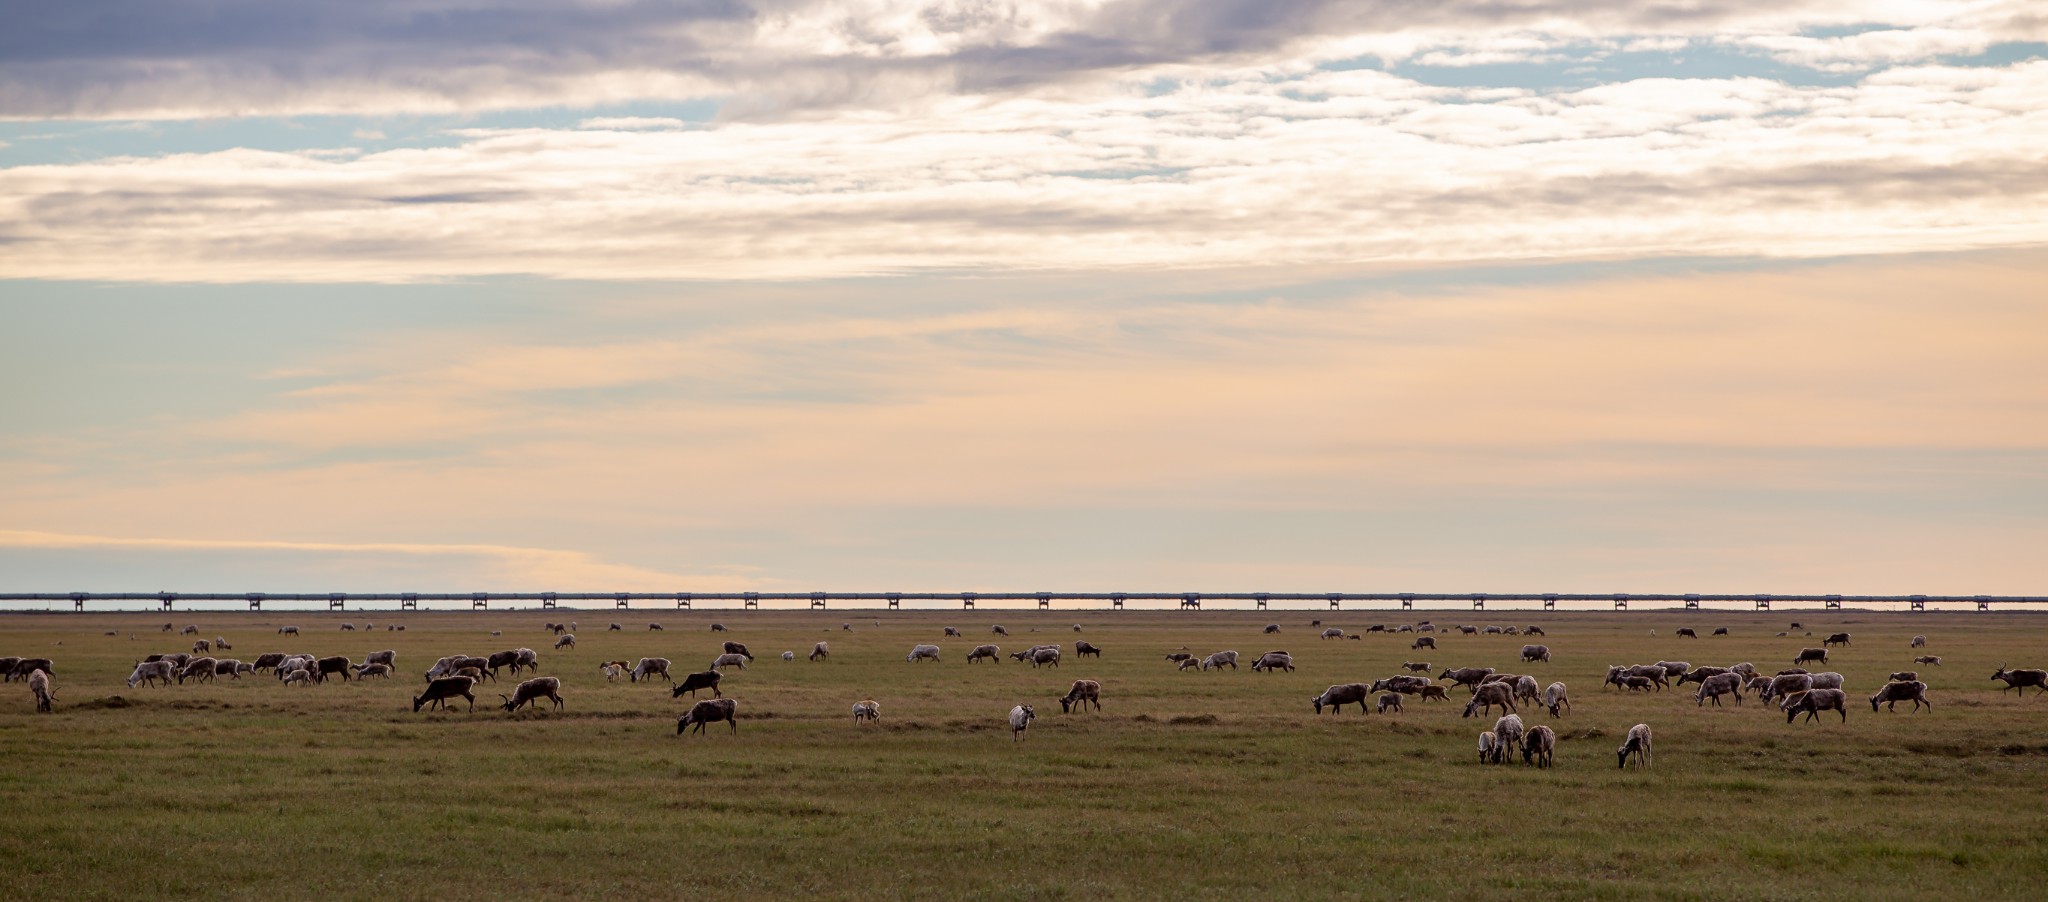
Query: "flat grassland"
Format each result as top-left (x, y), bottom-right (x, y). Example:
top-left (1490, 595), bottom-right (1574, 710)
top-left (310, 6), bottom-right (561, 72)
top-left (3, 610), bottom-right (2047, 900)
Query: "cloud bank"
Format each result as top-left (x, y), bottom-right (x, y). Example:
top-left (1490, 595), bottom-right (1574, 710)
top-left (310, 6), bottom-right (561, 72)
top-left (5, 254), bottom-right (2043, 590)
top-left (6, 59), bottom-right (2045, 281)
top-left (5, 1), bottom-right (2042, 119)
top-left (0, 530), bottom-right (752, 590)
top-left (6, 2), bottom-right (2042, 281)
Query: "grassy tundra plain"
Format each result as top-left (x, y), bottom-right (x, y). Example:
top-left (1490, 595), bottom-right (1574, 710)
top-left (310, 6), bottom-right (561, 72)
top-left (3, 609), bottom-right (2047, 900)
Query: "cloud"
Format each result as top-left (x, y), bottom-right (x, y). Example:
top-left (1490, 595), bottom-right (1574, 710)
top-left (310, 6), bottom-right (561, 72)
top-left (0, 530), bottom-right (753, 589)
top-left (1729, 28), bottom-right (1993, 71)
top-left (4, 1), bottom-right (2035, 120)
top-left (5, 252), bottom-right (2043, 591)
top-left (4, 5), bottom-right (2043, 596)
top-left (3, 59), bottom-right (2045, 281)
top-left (578, 117), bottom-right (690, 130)
top-left (161, 252), bottom-right (2048, 490)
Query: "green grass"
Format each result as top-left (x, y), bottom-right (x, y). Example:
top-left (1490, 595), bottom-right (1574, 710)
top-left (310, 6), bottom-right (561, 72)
top-left (3, 610), bottom-right (2047, 900)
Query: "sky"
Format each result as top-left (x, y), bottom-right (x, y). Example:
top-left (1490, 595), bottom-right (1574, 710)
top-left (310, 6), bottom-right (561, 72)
top-left (2, 1), bottom-right (2045, 602)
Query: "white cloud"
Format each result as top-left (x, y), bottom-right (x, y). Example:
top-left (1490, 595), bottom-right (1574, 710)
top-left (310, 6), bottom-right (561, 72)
top-left (1408, 35), bottom-right (1584, 67)
top-left (1729, 27), bottom-right (1993, 71)
top-left (578, 116), bottom-right (690, 130)
top-left (1621, 36), bottom-right (1691, 53)
top-left (3, 60), bottom-right (2044, 281)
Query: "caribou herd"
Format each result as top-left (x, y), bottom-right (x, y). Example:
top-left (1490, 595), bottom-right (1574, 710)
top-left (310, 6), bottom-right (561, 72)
top-left (10, 617), bottom-right (2035, 770)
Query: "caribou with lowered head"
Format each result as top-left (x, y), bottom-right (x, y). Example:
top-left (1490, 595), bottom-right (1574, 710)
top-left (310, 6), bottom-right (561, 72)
top-left (1870, 680), bottom-right (1930, 713)
top-left (1439, 666), bottom-right (1495, 689)
top-left (1462, 682), bottom-right (1516, 718)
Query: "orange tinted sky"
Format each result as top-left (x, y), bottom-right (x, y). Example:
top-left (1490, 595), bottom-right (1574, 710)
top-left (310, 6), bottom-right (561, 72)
top-left (4, 252), bottom-right (2043, 593)
top-left (4, 3), bottom-right (2045, 596)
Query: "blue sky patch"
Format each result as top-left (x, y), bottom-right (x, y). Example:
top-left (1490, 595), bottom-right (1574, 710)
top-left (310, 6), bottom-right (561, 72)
top-left (0, 99), bottom-right (721, 167)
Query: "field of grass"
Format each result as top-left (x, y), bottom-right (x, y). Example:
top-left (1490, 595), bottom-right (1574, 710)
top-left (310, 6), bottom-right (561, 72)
top-left (3, 608), bottom-right (2047, 899)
